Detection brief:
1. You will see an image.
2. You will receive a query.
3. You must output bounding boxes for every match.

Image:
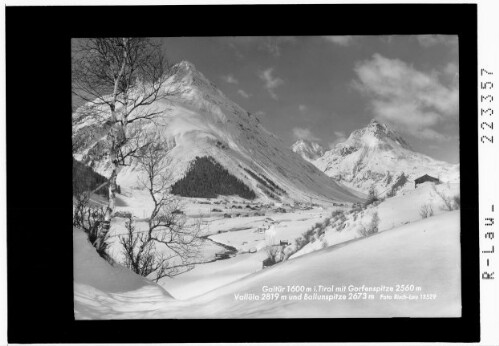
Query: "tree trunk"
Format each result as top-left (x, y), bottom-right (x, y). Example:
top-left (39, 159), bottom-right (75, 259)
top-left (97, 38), bottom-right (129, 244)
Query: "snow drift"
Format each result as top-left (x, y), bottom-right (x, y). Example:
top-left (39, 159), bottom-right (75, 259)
top-left (73, 228), bottom-right (173, 319)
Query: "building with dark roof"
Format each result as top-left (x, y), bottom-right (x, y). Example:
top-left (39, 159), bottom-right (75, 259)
top-left (415, 174), bottom-right (440, 188)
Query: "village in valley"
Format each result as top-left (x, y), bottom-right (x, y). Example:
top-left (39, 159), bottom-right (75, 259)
top-left (72, 36), bottom-right (461, 319)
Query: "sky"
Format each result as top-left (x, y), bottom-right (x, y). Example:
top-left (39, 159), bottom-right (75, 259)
top-left (160, 36), bottom-right (459, 163)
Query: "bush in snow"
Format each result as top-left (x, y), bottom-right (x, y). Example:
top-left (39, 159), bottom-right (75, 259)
top-left (263, 245), bottom-right (282, 267)
top-left (294, 236), bottom-right (308, 250)
top-left (321, 238), bottom-right (329, 249)
top-left (370, 212), bottom-right (380, 232)
top-left (303, 227), bottom-right (316, 243)
top-left (292, 230), bottom-right (314, 254)
top-left (331, 209), bottom-right (346, 219)
top-left (332, 211), bottom-right (347, 232)
top-left (440, 195), bottom-right (455, 211)
top-left (288, 216), bottom-right (334, 256)
top-left (385, 189), bottom-right (395, 198)
top-left (267, 245), bottom-right (280, 262)
top-left (434, 186), bottom-right (460, 211)
top-left (419, 204), bottom-right (434, 219)
top-left (73, 191), bottom-right (111, 262)
top-left (358, 212), bottom-right (380, 237)
top-left (365, 185), bottom-right (379, 206)
top-left (372, 211), bottom-right (380, 225)
top-left (120, 215), bottom-right (158, 277)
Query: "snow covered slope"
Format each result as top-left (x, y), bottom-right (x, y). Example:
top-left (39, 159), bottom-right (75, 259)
top-left (312, 119), bottom-right (460, 195)
top-left (188, 211), bottom-right (461, 318)
top-left (73, 61), bottom-right (359, 204)
top-left (291, 181), bottom-right (460, 259)
top-left (291, 139), bottom-right (325, 162)
top-left (73, 228), bottom-right (173, 319)
top-left (74, 211), bottom-right (461, 319)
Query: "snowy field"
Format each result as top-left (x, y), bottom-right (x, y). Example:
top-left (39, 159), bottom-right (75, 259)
top-left (103, 189), bottom-right (336, 300)
top-left (161, 207), bottom-right (332, 299)
top-left (74, 210), bottom-right (461, 319)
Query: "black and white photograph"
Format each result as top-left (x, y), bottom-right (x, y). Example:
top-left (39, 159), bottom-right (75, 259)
top-left (6, 1), bottom-right (495, 343)
top-left (72, 35), bottom-right (462, 319)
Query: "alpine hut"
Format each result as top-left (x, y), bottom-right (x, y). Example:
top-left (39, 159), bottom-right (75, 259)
top-left (414, 174), bottom-right (440, 188)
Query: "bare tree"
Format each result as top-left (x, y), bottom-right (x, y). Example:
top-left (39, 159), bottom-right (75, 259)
top-left (119, 141), bottom-right (203, 280)
top-left (120, 214), bottom-right (171, 279)
top-left (72, 190), bottom-right (110, 260)
top-left (433, 185), bottom-right (459, 211)
top-left (72, 38), bottom-right (179, 247)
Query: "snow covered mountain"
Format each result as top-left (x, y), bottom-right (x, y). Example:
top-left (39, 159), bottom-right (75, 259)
top-left (312, 119), bottom-right (460, 196)
top-left (291, 139), bottom-right (325, 162)
top-left (72, 61), bottom-right (359, 204)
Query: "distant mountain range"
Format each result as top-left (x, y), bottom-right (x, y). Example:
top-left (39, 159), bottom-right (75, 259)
top-left (292, 119), bottom-right (459, 196)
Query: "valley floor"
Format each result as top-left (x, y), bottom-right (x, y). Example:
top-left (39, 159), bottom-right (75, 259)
top-left (106, 199), bottom-right (333, 300)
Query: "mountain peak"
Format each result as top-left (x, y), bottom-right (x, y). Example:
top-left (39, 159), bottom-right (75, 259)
top-left (173, 60), bottom-right (204, 81)
top-left (293, 138), bottom-right (311, 146)
top-left (366, 118), bottom-right (392, 135)
top-left (352, 119), bottom-right (412, 150)
top-left (176, 60), bottom-right (197, 72)
top-left (291, 139), bottom-right (325, 161)
top-left (170, 60), bottom-right (229, 102)
top-left (313, 119), bottom-right (458, 195)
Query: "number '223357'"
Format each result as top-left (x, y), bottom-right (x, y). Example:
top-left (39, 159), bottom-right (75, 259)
top-left (481, 69), bottom-right (494, 144)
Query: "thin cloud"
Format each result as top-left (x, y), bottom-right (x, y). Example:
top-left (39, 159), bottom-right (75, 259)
top-left (292, 127), bottom-right (320, 142)
top-left (260, 36), bottom-right (296, 57)
top-left (222, 36), bottom-right (296, 58)
top-left (323, 36), bottom-right (356, 46)
top-left (379, 36), bottom-right (395, 44)
top-left (298, 104), bottom-right (308, 112)
top-left (237, 89), bottom-right (251, 98)
top-left (353, 53), bottom-right (458, 141)
top-left (259, 68), bottom-right (284, 100)
top-left (416, 35), bottom-right (458, 48)
top-left (221, 74), bottom-right (239, 84)
top-left (329, 131), bottom-right (347, 148)
top-left (443, 62), bottom-right (459, 84)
